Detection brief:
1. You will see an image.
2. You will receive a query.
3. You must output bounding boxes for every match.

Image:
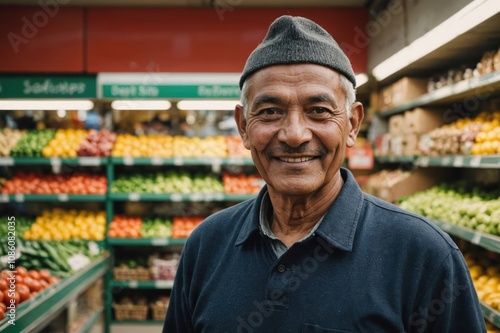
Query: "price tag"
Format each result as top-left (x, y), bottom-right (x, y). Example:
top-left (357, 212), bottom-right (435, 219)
top-left (488, 309), bottom-right (495, 323)
top-left (151, 238), bottom-right (169, 246)
top-left (470, 156), bottom-right (482, 167)
top-left (453, 156), bottom-right (464, 167)
top-left (213, 193), bottom-right (225, 201)
top-left (189, 193), bottom-right (203, 201)
top-left (128, 193), bottom-right (140, 201)
top-left (14, 194), bottom-right (24, 202)
top-left (123, 157), bottom-right (134, 165)
top-left (170, 193), bottom-right (183, 202)
top-left (78, 157), bottom-right (101, 166)
top-left (50, 157), bottom-right (62, 167)
top-left (0, 194), bottom-right (9, 203)
top-left (58, 194), bottom-right (69, 202)
top-left (211, 159), bottom-right (222, 173)
top-left (418, 157), bottom-right (429, 167)
top-left (471, 232), bottom-right (481, 245)
top-left (203, 193), bottom-right (214, 201)
top-left (155, 280), bottom-right (174, 288)
top-left (173, 157), bottom-right (184, 166)
top-left (228, 157), bottom-right (244, 165)
top-left (0, 157), bottom-right (14, 166)
top-left (150, 157), bottom-right (164, 165)
top-left (441, 156), bottom-right (451, 166)
top-left (128, 281), bottom-right (138, 288)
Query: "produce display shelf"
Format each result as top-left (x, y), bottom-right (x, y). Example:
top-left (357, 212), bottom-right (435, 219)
top-left (111, 320), bottom-right (163, 325)
top-left (0, 255), bottom-right (109, 333)
top-left (378, 70), bottom-right (500, 118)
top-left (0, 194), bottom-right (106, 202)
top-left (374, 155), bottom-right (417, 164)
top-left (415, 155), bottom-right (500, 169)
top-left (432, 219), bottom-right (500, 254)
top-left (111, 280), bottom-right (175, 289)
top-left (107, 238), bottom-right (187, 246)
top-left (0, 157), bottom-right (107, 166)
top-left (77, 308), bottom-right (104, 333)
top-left (111, 156), bottom-right (254, 166)
top-left (480, 302), bottom-right (500, 328)
top-left (108, 193), bottom-right (256, 202)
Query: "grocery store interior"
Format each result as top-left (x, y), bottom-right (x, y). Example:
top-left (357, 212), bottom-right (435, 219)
top-left (0, 0), bottom-right (499, 332)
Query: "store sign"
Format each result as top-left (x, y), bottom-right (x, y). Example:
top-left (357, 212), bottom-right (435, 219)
top-left (102, 84), bottom-right (240, 99)
top-left (0, 76), bottom-right (97, 98)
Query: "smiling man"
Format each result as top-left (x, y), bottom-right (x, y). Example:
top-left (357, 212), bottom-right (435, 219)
top-left (163, 15), bottom-right (485, 333)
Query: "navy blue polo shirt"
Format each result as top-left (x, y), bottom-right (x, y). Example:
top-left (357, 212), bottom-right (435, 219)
top-left (163, 168), bottom-right (486, 333)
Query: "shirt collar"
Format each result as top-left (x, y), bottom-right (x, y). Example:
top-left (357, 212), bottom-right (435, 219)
top-left (235, 168), bottom-right (364, 252)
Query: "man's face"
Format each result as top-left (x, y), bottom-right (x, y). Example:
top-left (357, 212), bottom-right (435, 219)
top-left (235, 64), bottom-right (362, 197)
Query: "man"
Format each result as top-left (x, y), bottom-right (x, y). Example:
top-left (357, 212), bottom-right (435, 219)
top-left (163, 15), bottom-right (486, 333)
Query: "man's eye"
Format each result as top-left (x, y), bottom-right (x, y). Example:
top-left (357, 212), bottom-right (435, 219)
top-left (310, 107), bottom-right (331, 114)
top-left (260, 108), bottom-right (280, 115)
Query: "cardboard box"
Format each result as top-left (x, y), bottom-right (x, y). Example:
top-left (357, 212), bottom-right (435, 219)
top-left (391, 77), bottom-right (428, 106)
top-left (377, 168), bottom-right (447, 203)
top-left (404, 108), bottom-right (445, 134)
top-left (389, 136), bottom-right (404, 156)
top-left (388, 114), bottom-right (404, 135)
top-left (403, 133), bottom-right (419, 156)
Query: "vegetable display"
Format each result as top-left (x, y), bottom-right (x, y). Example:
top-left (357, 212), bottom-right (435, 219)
top-left (10, 130), bottom-right (56, 157)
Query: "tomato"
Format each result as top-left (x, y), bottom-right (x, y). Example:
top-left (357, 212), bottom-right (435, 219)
top-left (39, 279), bottom-right (48, 290)
top-left (16, 284), bottom-right (30, 302)
top-left (0, 289), bottom-right (3, 303)
top-left (28, 270), bottom-right (41, 281)
top-left (0, 307), bottom-right (4, 319)
top-left (3, 290), bottom-right (20, 306)
top-left (0, 279), bottom-right (7, 291)
top-left (16, 266), bottom-right (28, 277)
top-left (27, 279), bottom-right (42, 293)
top-left (15, 275), bottom-right (24, 286)
top-left (39, 269), bottom-right (51, 283)
top-left (0, 302), bottom-right (5, 312)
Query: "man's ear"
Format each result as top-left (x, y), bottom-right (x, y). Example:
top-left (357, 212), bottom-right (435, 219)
top-left (234, 104), bottom-right (250, 149)
top-left (346, 102), bottom-right (364, 147)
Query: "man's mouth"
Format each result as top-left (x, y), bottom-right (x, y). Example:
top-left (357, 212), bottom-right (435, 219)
top-left (278, 156), bottom-right (316, 163)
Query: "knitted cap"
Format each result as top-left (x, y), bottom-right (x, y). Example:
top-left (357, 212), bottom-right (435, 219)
top-left (239, 15), bottom-right (356, 89)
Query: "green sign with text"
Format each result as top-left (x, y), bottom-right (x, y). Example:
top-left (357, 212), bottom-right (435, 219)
top-left (102, 84), bottom-right (240, 99)
top-left (0, 76), bottom-right (97, 98)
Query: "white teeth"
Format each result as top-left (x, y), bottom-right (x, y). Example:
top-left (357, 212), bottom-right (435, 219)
top-left (280, 157), bottom-right (314, 163)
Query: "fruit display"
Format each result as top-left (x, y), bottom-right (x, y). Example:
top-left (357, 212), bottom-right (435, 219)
top-left (222, 172), bottom-right (263, 194)
top-left (0, 216), bottom-right (34, 238)
top-left (172, 135), bottom-right (227, 157)
top-left (418, 111), bottom-right (500, 156)
top-left (112, 133), bottom-right (174, 157)
top-left (22, 209), bottom-right (106, 241)
top-left (0, 171), bottom-right (107, 195)
top-left (171, 216), bottom-right (204, 238)
top-left (42, 128), bottom-right (88, 158)
top-left (142, 217), bottom-right (172, 238)
top-left (226, 135), bottom-right (251, 157)
top-left (399, 184), bottom-right (500, 235)
top-left (107, 215), bottom-right (142, 238)
top-left (77, 129), bottom-right (116, 157)
top-left (111, 171), bottom-right (224, 194)
top-left (10, 129), bottom-right (56, 157)
top-left (150, 296), bottom-right (170, 321)
top-left (0, 128), bottom-right (26, 156)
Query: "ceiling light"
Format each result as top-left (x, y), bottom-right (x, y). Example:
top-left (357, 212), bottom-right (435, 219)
top-left (111, 100), bottom-right (171, 110)
top-left (372, 0), bottom-right (498, 81)
top-left (0, 100), bottom-right (94, 110)
top-left (355, 73), bottom-right (369, 88)
top-left (177, 100), bottom-right (240, 111)
top-left (56, 109), bottom-right (67, 118)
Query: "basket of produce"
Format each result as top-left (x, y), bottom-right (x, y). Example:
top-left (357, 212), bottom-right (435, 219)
top-left (113, 296), bottom-right (149, 320)
top-left (151, 296), bottom-right (170, 320)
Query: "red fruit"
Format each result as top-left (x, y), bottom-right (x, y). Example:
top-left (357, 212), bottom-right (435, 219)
top-left (3, 290), bottom-right (20, 306)
top-left (16, 284), bottom-right (30, 302)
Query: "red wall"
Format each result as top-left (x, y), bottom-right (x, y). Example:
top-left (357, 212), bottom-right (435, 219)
top-left (0, 6), bottom-right (368, 74)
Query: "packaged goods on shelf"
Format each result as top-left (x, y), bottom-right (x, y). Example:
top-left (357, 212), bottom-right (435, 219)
top-left (378, 77), bottom-right (428, 110)
top-left (388, 114), bottom-right (404, 135)
top-left (149, 253), bottom-right (180, 281)
top-left (403, 108), bottom-right (445, 135)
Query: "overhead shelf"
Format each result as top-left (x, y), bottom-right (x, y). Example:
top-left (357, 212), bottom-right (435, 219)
top-left (0, 255), bottom-right (109, 333)
top-left (378, 70), bottom-right (500, 118)
top-left (375, 155), bottom-right (500, 169)
top-left (107, 238), bottom-right (187, 246)
top-left (432, 219), bottom-right (500, 254)
top-left (111, 280), bottom-right (174, 289)
top-left (110, 156), bottom-right (254, 166)
top-left (108, 193), bottom-right (255, 202)
top-left (0, 194), bottom-right (106, 203)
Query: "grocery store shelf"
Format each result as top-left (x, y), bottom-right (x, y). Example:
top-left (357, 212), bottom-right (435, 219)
top-left (111, 320), bottom-right (163, 325)
top-left (0, 255), bottom-right (109, 333)
top-left (0, 157), bottom-right (107, 166)
top-left (378, 70), bottom-right (500, 118)
top-left (415, 155), bottom-right (500, 168)
top-left (110, 156), bottom-right (254, 166)
top-left (77, 308), bottom-right (103, 333)
top-left (481, 302), bottom-right (500, 328)
top-left (0, 194), bottom-right (106, 202)
top-left (107, 238), bottom-right (187, 246)
top-left (374, 155), bottom-right (417, 164)
top-left (432, 219), bottom-right (500, 254)
top-left (111, 280), bottom-right (174, 289)
top-left (108, 193), bottom-right (255, 202)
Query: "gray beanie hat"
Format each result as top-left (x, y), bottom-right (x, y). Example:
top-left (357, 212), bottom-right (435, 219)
top-left (239, 15), bottom-right (356, 89)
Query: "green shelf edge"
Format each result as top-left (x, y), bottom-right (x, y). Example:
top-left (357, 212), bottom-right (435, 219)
top-left (110, 280), bottom-right (175, 289)
top-left (107, 238), bottom-right (187, 246)
top-left (432, 219), bottom-right (500, 254)
top-left (0, 157), bottom-right (108, 166)
top-left (480, 302), bottom-right (500, 328)
top-left (375, 155), bottom-right (500, 169)
top-left (111, 157), bottom-right (254, 166)
top-left (3, 194), bottom-right (106, 202)
top-left (0, 255), bottom-right (110, 333)
top-left (377, 70), bottom-right (500, 118)
top-left (108, 193), bottom-right (256, 202)
top-left (111, 320), bottom-right (164, 325)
